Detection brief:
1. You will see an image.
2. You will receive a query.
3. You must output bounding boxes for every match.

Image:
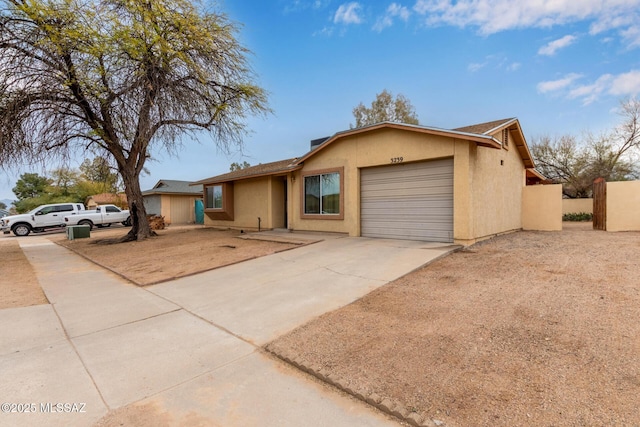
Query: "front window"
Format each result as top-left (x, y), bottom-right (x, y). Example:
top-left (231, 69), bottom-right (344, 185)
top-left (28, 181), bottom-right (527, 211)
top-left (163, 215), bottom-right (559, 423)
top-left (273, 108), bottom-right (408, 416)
top-left (304, 172), bottom-right (340, 215)
top-left (206, 185), bottom-right (223, 209)
top-left (203, 182), bottom-right (234, 220)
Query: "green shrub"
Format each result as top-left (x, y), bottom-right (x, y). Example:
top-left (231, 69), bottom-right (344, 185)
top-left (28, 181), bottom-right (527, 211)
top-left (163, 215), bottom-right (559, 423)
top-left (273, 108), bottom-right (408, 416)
top-left (563, 212), bottom-right (593, 222)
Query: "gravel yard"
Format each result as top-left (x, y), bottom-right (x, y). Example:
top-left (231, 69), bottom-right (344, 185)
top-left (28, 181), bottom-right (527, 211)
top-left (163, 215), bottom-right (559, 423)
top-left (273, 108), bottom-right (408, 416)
top-left (267, 225), bottom-right (640, 427)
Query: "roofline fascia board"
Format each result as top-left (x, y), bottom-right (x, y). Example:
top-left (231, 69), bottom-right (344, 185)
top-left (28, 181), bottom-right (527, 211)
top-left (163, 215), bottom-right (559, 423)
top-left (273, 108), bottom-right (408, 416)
top-left (295, 122), bottom-right (500, 164)
top-left (511, 125), bottom-right (536, 168)
top-left (482, 118), bottom-right (518, 135)
top-left (526, 168), bottom-right (546, 180)
top-left (195, 165), bottom-right (303, 186)
top-left (142, 191), bottom-right (203, 196)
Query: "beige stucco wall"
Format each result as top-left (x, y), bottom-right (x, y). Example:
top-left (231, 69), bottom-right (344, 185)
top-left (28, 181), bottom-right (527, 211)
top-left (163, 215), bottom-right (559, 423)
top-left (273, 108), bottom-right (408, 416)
top-left (289, 128), bottom-right (458, 236)
top-left (160, 195), bottom-right (171, 222)
top-left (287, 127), bottom-right (530, 244)
top-left (607, 181), bottom-right (640, 231)
top-left (466, 138), bottom-right (527, 243)
top-left (522, 184), bottom-right (562, 231)
top-left (203, 126), bottom-right (531, 243)
top-left (562, 198), bottom-right (593, 214)
top-left (204, 176), bottom-right (286, 231)
top-left (169, 195), bottom-right (198, 224)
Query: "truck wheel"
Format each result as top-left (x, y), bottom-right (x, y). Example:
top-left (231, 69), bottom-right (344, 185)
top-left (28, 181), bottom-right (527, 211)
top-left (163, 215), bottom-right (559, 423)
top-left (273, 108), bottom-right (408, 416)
top-left (78, 220), bottom-right (93, 230)
top-left (123, 217), bottom-right (131, 227)
top-left (12, 224), bottom-right (32, 237)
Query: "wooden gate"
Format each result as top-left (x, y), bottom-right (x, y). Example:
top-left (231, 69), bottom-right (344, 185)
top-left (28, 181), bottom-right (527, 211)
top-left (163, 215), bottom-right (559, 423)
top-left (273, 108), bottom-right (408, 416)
top-left (593, 177), bottom-right (606, 230)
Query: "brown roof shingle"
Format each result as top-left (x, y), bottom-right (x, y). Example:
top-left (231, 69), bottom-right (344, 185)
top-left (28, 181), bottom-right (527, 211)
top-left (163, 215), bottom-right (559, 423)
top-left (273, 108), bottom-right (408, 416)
top-left (453, 118), bottom-right (516, 135)
top-left (193, 158), bottom-right (301, 185)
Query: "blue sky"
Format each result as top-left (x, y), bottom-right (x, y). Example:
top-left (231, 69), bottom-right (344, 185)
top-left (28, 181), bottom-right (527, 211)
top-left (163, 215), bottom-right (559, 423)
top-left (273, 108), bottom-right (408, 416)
top-left (2, 0), bottom-right (640, 202)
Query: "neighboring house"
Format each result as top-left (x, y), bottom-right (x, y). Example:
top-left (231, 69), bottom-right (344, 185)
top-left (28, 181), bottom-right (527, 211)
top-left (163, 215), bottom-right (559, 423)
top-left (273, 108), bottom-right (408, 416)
top-left (86, 193), bottom-right (128, 209)
top-left (193, 119), bottom-right (545, 245)
top-left (0, 209), bottom-right (9, 218)
top-left (142, 180), bottom-right (204, 225)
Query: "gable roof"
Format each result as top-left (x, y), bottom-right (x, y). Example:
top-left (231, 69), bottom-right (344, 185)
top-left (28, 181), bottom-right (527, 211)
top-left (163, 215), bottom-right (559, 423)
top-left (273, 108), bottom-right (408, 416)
top-left (142, 179), bottom-right (203, 195)
top-left (295, 121), bottom-right (503, 164)
top-left (193, 158), bottom-right (301, 186)
top-left (196, 119), bottom-right (539, 184)
top-left (453, 118), bottom-right (535, 169)
top-left (453, 118), bottom-right (516, 134)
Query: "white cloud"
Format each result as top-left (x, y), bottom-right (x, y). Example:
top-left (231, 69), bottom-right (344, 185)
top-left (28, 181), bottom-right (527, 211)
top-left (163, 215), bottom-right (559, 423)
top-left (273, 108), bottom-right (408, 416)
top-left (538, 35), bottom-right (577, 56)
top-left (284, 0), bottom-right (330, 13)
top-left (538, 70), bottom-right (640, 105)
top-left (313, 26), bottom-right (334, 37)
top-left (467, 54), bottom-right (519, 73)
top-left (609, 70), bottom-right (640, 95)
top-left (507, 62), bottom-right (521, 72)
top-left (621, 25), bottom-right (640, 49)
top-left (373, 16), bottom-right (393, 32)
top-left (569, 74), bottom-right (613, 105)
top-left (334, 2), bottom-right (363, 25)
top-left (537, 73), bottom-right (583, 93)
top-left (373, 3), bottom-right (411, 32)
top-left (412, 0), bottom-right (640, 48)
top-left (389, 3), bottom-right (411, 21)
top-left (468, 62), bottom-right (487, 72)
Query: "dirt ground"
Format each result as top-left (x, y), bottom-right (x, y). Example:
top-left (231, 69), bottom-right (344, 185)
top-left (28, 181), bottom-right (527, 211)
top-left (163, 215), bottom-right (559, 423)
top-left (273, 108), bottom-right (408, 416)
top-left (268, 224), bottom-right (640, 427)
top-left (52, 226), bottom-right (303, 286)
top-left (0, 239), bottom-right (48, 308)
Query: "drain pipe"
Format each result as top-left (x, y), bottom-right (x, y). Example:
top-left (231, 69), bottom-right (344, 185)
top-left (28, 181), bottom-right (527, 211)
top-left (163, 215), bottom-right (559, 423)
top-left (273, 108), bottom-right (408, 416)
top-left (258, 217), bottom-right (261, 232)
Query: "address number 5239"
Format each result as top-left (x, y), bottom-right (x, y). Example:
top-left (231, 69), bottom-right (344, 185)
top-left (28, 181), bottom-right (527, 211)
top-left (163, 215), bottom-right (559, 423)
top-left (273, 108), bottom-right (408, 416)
top-left (391, 157), bottom-right (404, 163)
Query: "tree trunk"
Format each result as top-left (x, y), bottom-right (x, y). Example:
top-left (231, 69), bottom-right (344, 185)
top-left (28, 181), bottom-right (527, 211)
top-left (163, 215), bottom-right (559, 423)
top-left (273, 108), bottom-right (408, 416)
top-left (120, 167), bottom-right (155, 241)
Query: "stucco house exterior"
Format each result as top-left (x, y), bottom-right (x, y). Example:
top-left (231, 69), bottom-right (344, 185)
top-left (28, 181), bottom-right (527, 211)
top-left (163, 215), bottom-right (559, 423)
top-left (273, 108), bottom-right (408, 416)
top-left (193, 119), bottom-right (544, 245)
top-left (142, 180), bottom-right (203, 225)
top-left (86, 192), bottom-right (128, 209)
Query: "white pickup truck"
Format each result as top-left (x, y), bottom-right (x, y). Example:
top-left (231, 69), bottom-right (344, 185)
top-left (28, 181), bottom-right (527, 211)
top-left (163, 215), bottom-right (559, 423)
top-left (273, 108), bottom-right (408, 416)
top-left (64, 204), bottom-right (131, 230)
top-left (1, 203), bottom-right (86, 236)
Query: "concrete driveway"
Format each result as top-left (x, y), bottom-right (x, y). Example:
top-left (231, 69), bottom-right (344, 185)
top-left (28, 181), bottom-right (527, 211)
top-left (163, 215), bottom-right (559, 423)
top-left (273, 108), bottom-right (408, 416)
top-left (0, 233), bottom-right (458, 426)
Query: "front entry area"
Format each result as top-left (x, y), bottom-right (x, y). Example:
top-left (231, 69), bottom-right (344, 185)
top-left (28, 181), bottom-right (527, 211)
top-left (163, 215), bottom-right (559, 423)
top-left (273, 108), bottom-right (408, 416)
top-left (360, 158), bottom-right (454, 242)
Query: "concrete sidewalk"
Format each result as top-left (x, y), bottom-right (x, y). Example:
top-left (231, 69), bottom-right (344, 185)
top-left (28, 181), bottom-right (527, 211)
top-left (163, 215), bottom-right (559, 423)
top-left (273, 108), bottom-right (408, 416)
top-left (0, 234), bottom-right (458, 426)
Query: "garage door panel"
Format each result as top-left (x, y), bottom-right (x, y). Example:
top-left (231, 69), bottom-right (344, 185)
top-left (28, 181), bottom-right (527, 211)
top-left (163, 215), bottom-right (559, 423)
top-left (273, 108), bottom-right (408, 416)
top-left (361, 179), bottom-right (453, 194)
top-left (360, 158), bottom-right (453, 242)
top-left (363, 226), bottom-right (451, 241)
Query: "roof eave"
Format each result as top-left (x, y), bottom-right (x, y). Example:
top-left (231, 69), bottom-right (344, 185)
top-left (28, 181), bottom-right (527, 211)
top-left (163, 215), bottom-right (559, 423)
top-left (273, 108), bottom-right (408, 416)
top-left (509, 123), bottom-right (536, 169)
top-left (526, 168), bottom-right (546, 180)
top-left (142, 191), bottom-right (203, 196)
top-left (482, 118), bottom-right (518, 135)
top-left (295, 122), bottom-right (502, 164)
top-left (194, 164), bottom-right (303, 186)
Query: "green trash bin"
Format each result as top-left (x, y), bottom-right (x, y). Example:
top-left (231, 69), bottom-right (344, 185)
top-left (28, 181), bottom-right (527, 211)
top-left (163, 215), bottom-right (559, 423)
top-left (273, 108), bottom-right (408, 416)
top-left (67, 225), bottom-right (91, 240)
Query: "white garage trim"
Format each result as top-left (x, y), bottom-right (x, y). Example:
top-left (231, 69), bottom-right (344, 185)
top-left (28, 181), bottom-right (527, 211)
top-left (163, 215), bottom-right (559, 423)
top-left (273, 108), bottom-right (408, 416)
top-left (360, 158), bottom-right (454, 242)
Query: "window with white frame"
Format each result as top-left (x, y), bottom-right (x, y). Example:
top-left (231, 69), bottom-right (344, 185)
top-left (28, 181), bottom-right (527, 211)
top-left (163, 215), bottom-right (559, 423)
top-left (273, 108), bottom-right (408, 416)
top-left (304, 172), bottom-right (340, 215)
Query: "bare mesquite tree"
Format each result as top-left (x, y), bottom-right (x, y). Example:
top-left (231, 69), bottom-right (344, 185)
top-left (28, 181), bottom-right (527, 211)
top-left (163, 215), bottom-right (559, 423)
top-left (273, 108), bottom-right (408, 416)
top-left (531, 98), bottom-right (640, 198)
top-left (351, 89), bottom-right (419, 128)
top-left (0, 0), bottom-right (269, 240)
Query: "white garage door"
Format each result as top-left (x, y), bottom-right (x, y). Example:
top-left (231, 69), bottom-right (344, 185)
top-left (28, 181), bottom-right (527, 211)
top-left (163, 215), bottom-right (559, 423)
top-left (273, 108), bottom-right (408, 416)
top-left (360, 158), bottom-right (454, 242)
